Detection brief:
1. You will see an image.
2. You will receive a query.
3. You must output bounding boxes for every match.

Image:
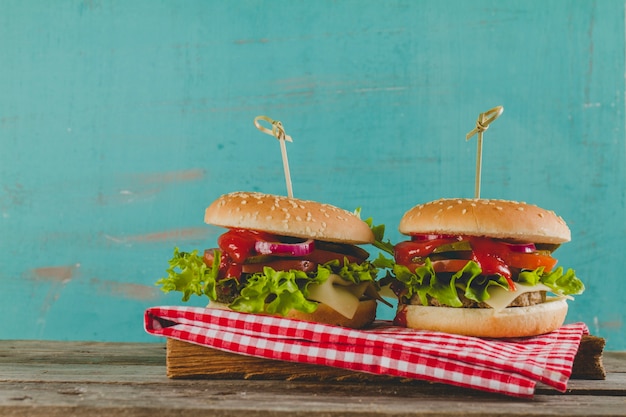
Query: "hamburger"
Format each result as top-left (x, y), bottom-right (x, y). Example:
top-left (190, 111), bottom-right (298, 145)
top-left (385, 198), bottom-right (585, 338)
top-left (157, 191), bottom-right (385, 328)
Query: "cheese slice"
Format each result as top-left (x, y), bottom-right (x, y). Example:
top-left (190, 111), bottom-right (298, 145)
top-left (307, 274), bottom-right (377, 319)
top-left (484, 283), bottom-right (572, 312)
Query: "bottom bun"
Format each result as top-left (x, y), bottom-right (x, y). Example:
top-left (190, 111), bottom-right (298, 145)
top-left (207, 299), bottom-right (377, 329)
top-left (397, 299), bottom-right (569, 338)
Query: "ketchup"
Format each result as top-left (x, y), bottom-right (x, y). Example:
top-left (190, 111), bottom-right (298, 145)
top-left (394, 234), bottom-right (518, 291)
top-left (394, 307), bottom-right (407, 327)
top-left (394, 236), bottom-right (460, 265)
top-left (467, 237), bottom-right (516, 291)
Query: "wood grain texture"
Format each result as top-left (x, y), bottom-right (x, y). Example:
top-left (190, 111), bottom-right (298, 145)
top-left (0, 1), bottom-right (624, 349)
top-left (0, 341), bottom-right (625, 417)
top-left (164, 335), bottom-right (606, 381)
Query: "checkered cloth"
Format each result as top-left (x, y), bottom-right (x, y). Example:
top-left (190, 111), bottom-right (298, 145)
top-left (144, 306), bottom-right (588, 398)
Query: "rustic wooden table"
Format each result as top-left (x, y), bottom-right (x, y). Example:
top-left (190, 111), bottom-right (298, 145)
top-left (1, 340), bottom-right (625, 416)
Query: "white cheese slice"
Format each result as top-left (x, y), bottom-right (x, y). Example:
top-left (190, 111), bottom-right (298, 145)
top-left (307, 274), bottom-right (375, 319)
top-left (484, 283), bottom-right (571, 312)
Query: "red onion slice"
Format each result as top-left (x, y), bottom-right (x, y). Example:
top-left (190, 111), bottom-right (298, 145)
top-left (505, 242), bottom-right (536, 253)
top-left (254, 239), bottom-right (315, 256)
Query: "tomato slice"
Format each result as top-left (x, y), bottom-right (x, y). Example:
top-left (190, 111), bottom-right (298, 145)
top-left (432, 259), bottom-right (471, 273)
top-left (504, 251), bottom-right (557, 271)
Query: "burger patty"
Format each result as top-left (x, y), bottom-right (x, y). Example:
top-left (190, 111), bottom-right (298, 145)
top-left (412, 291), bottom-right (547, 309)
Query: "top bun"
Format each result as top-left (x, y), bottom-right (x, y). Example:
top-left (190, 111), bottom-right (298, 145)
top-left (205, 192), bottom-right (375, 244)
top-left (399, 198), bottom-right (571, 244)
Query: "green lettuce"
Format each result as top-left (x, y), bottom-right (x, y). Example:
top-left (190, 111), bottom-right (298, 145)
top-left (229, 267), bottom-right (319, 316)
top-left (156, 247), bottom-right (381, 316)
top-left (519, 266), bottom-right (585, 296)
top-left (364, 216), bottom-right (395, 256)
top-left (156, 248), bottom-right (218, 301)
top-left (393, 258), bottom-right (585, 307)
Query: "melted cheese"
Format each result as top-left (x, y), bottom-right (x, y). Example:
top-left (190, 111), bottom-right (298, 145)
top-left (307, 274), bottom-right (377, 319)
top-left (484, 283), bottom-right (571, 312)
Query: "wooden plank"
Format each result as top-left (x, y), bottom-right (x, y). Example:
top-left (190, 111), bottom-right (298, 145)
top-left (0, 340), bottom-right (166, 366)
top-left (1, 341), bottom-right (625, 417)
top-left (165, 335), bottom-right (607, 382)
top-left (3, 379), bottom-right (626, 417)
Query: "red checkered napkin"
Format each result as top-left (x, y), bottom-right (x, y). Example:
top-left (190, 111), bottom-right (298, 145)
top-left (144, 306), bottom-right (588, 398)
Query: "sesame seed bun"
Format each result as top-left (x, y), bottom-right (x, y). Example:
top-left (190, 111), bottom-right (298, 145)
top-left (204, 192), bottom-right (375, 244)
top-left (399, 198), bottom-right (571, 244)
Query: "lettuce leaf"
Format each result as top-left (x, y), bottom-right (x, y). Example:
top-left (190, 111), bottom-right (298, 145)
top-left (519, 266), bottom-right (585, 295)
top-left (393, 258), bottom-right (584, 307)
top-left (230, 267), bottom-right (319, 316)
top-left (156, 248), bottom-right (218, 302)
top-left (364, 217), bottom-right (395, 256)
top-left (156, 247), bottom-right (382, 316)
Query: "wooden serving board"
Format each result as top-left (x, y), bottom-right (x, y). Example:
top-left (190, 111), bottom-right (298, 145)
top-left (165, 335), bottom-right (606, 381)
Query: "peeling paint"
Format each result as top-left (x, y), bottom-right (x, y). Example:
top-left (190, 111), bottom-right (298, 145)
top-left (96, 188), bottom-right (161, 206)
top-left (133, 168), bottom-right (205, 184)
top-left (95, 169), bottom-right (205, 206)
top-left (598, 320), bottom-right (623, 329)
top-left (29, 264), bottom-right (80, 284)
top-left (25, 264), bottom-right (80, 337)
top-left (90, 278), bottom-right (160, 301)
top-left (104, 227), bottom-right (209, 244)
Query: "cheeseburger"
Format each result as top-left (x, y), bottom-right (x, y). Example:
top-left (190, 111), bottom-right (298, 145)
top-left (157, 191), bottom-right (384, 328)
top-left (387, 198), bottom-right (584, 338)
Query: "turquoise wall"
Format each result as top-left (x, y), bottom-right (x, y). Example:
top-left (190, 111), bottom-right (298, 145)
top-left (2, 1), bottom-right (625, 350)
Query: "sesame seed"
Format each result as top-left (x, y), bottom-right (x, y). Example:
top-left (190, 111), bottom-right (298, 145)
top-left (461, 209), bottom-right (467, 214)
